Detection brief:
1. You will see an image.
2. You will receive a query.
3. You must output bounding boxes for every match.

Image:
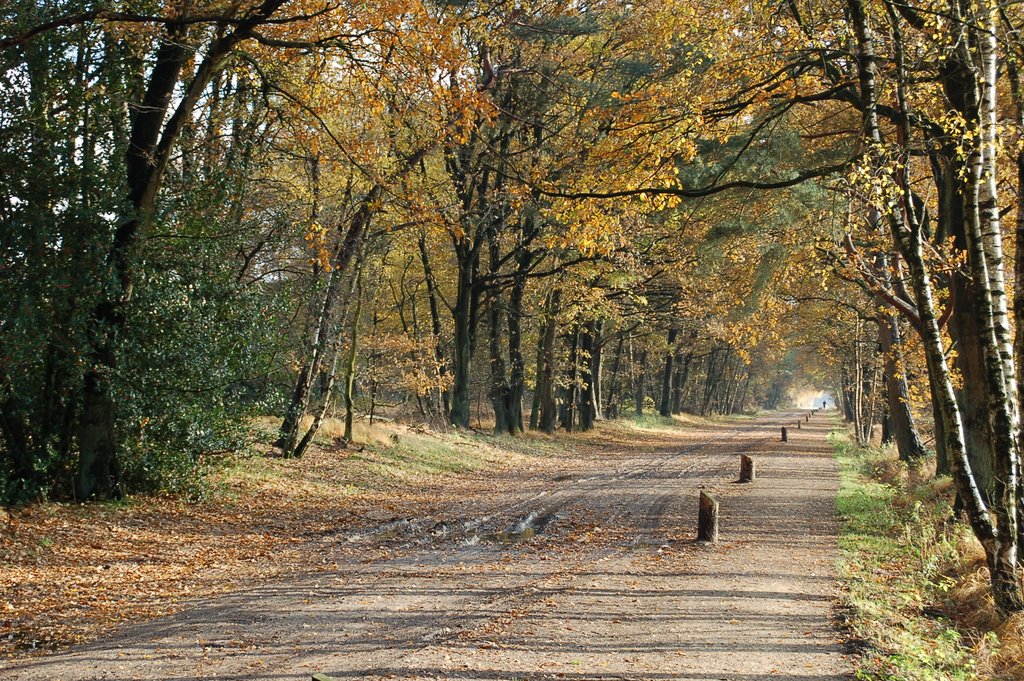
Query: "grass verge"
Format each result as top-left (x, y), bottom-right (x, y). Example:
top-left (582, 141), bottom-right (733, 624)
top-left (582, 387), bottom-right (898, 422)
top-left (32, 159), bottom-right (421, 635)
top-left (831, 429), bottom-right (1024, 680)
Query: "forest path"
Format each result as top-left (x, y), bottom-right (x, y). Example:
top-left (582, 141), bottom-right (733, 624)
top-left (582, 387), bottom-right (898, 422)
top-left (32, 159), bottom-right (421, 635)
top-left (2, 410), bottom-right (851, 681)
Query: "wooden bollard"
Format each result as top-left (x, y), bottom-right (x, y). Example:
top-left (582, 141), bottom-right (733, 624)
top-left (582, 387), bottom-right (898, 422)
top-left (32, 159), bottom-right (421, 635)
top-left (698, 491), bottom-right (719, 542)
top-left (781, 426), bottom-right (788, 442)
top-left (797, 420), bottom-right (801, 429)
top-left (806, 413), bottom-right (810, 422)
top-left (740, 454), bottom-right (756, 483)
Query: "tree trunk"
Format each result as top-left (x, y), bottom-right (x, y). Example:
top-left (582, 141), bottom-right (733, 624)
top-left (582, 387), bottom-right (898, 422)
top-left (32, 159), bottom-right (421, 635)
top-left (538, 289), bottom-right (561, 433)
top-left (671, 350), bottom-right (690, 414)
top-left (560, 326), bottom-right (581, 432)
top-left (76, 19), bottom-right (194, 500)
top-left (1009, 40), bottom-right (1024, 552)
top-left (418, 232), bottom-right (450, 418)
top-left (734, 371), bottom-right (752, 414)
top-left (701, 345), bottom-right (722, 416)
top-left (530, 312), bottom-right (545, 430)
top-left (849, 0), bottom-right (1022, 611)
top-left (342, 262), bottom-right (365, 442)
top-left (76, 1), bottom-right (291, 498)
top-left (0, 380), bottom-right (37, 497)
top-left (278, 264), bottom-right (344, 456)
top-left (505, 253), bottom-right (531, 434)
top-left (840, 364), bottom-right (856, 422)
top-left (877, 313), bottom-right (927, 462)
top-left (863, 359), bottom-right (881, 446)
top-left (292, 247), bottom-right (365, 458)
top-left (634, 348), bottom-right (648, 416)
top-left (449, 243), bottom-right (479, 429)
top-left (485, 222), bottom-right (512, 434)
top-left (851, 322), bottom-right (867, 445)
top-left (578, 322), bottom-right (597, 431)
top-left (281, 148), bottom-right (429, 451)
top-left (606, 335), bottom-right (625, 419)
top-left (590, 319), bottom-right (604, 421)
top-left (928, 371), bottom-right (950, 475)
top-left (279, 185), bottom-right (383, 455)
top-left (659, 328), bottom-right (678, 417)
top-left (487, 288), bottom-right (512, 434)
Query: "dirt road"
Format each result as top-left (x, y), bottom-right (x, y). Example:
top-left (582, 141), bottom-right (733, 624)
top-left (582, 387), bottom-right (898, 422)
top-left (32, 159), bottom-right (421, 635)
top-left (2, 410), bottom-right (851, 681)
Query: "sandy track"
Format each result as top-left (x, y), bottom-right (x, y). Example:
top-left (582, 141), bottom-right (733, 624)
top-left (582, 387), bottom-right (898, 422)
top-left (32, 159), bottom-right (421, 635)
top-left (2, 411), bottom-right (851, 681)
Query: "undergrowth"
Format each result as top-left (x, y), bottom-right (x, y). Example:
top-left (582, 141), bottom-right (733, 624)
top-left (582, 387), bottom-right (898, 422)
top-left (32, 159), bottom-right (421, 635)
top-left (831, 431), bottom-right (1024, 680)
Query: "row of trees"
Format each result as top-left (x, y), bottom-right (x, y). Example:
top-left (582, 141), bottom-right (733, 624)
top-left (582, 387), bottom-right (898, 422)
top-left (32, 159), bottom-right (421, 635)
top-left (5, 0), bottom-right (1024, 612)
top-left (0, 0), bottom-right (816, 501)
top-left (811, 0), bottom-right (1024, 613)
top-left (586, 0), bottom-right (1024, 612)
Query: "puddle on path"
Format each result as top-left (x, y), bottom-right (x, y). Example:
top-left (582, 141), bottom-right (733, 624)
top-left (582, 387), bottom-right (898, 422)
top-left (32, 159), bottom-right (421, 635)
top-left (464, 509), bottom-right (565, 545)
top-left (344, 509), bottom-right (564, 546)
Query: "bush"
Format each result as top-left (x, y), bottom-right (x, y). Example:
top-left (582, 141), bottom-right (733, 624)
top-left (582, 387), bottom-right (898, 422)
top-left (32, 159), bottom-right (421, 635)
top-left (114, 252), bottom-right (292, 497)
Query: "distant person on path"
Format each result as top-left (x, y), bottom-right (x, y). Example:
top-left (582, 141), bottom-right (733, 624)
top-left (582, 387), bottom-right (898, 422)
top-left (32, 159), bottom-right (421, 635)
top-left (822, 399), bottom-right (828, 409)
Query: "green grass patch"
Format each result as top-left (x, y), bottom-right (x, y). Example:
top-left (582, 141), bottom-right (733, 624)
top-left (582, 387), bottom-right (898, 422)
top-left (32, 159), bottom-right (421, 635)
top-left (608, 410), bottom-right (757, 435)
top-left (621, 413), bottom-right (685, 431)
top-left (348, 423), bottom-right (571, 481)
top-left (208, 416), bottom-right (577, 504)
top-left (350, 430), bottom-right (495, 478)
top-left (831, 431), bottom-right (979, 680)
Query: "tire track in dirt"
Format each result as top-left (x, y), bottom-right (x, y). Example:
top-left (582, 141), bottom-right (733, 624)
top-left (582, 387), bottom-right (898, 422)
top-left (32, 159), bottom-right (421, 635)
top-left (316, 423), bottom-right (780, 677)
top-left (353, 410), bottom-right (849, 681)
top-left (431, 414), bottom-right (783, 547)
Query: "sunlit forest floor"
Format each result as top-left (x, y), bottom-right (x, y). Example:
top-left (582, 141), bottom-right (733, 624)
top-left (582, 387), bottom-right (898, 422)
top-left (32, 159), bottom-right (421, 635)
top-left (8, 412), bottom-right (1022, 680)
top-left (0, 412), bottom-right (723, 659)
top-left (2, 409), bottom-right (850, 681)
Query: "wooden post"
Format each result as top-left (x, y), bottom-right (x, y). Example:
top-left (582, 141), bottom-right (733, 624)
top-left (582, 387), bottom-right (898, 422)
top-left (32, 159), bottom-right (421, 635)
top-left (796, 420), bottom-right (801, 429)
top-left (781, 426), bottom-right (788, 442)
top-left (739, 455), bottom-right (755, 482)
top-left (805, 413), bottom-right (810, 422)
top-left (698, 491), bottom-right (719, 542)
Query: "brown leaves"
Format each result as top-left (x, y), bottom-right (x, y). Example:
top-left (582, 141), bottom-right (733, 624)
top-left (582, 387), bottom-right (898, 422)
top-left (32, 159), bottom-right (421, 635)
top-left (0, 455), bottom-right (357, 658)
top-left (1, 416), bottom-right (705, 661)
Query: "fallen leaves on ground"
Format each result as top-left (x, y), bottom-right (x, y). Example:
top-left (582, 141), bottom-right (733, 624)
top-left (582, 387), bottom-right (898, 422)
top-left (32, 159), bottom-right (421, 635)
top-left (1, 419), bottom-right (684, 660)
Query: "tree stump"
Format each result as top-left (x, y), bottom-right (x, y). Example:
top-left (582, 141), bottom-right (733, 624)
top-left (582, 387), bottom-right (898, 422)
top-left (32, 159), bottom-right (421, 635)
top-left (739, 454), bottom-right (755, 483)
top-left (781, 426), bottom-right (788, 442)
top-left (698, 491), bottom-right (719, 542)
